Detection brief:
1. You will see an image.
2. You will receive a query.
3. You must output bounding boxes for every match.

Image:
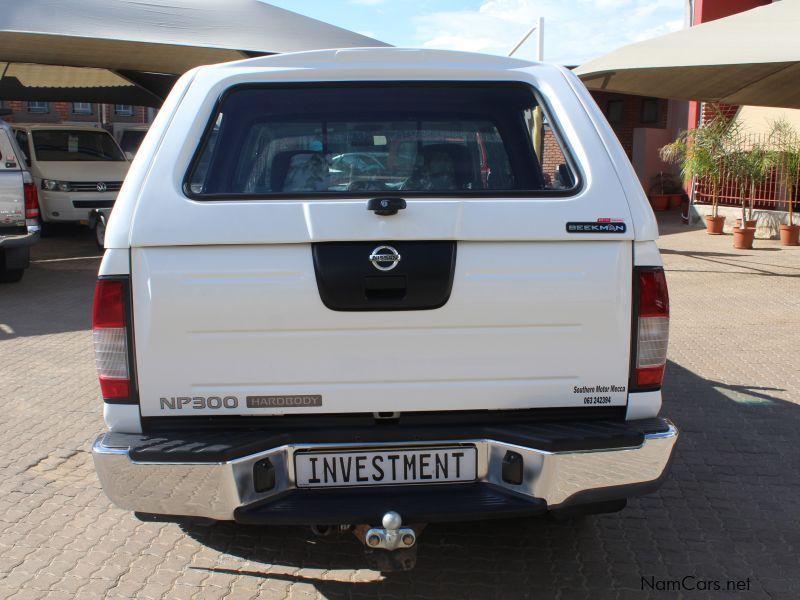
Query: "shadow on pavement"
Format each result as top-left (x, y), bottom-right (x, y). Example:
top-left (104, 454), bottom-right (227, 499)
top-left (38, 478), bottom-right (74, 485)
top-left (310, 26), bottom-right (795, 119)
top-left (0, 224), bottom-right (100, 338)
top-left (178, 359), bottom-right (799, 599)
top-left (0, 255), bottom-right (98, 338)
top-left (660, 248), bottom-right (799, 276)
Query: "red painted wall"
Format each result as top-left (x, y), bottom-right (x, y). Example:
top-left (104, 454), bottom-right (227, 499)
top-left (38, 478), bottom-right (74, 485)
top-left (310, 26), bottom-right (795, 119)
top-left (693, 0), bottom-right (770, 24)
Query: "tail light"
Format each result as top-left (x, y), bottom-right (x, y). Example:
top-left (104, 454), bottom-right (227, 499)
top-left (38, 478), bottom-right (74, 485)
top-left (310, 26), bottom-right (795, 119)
top-left (22, 172), bottom-right (39, 219)
top-left (92, 279), bottom-right (132, 401)
top-left (632, 267), bottom-right (669, 390)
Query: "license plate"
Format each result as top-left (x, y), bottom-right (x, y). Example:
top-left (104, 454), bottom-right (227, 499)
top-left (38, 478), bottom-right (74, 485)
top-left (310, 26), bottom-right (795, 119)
top-left (294, 446), bottom-right (477, 488)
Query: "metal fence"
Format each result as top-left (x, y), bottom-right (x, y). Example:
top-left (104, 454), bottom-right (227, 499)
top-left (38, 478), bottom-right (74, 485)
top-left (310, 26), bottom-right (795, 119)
top-left (693, 132), bottom-right (800, 211)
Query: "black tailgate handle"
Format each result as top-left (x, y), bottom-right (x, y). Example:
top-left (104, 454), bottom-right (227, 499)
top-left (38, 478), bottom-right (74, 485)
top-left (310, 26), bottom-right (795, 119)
top-left (364, 276), bottom-right (407, 300)
top-left (367, 197), bottom-right (406, 216)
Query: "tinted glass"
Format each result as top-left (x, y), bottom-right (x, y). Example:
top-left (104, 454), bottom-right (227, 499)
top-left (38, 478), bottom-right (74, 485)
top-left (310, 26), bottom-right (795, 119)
top-left (14, 130), bottom-right (30, 166)
top-left (188, 84), bottom-right (576, 197)
top-left (31, 130), bottom-right (125, 162)
top-left (120, 130), bottom-right (147, 155)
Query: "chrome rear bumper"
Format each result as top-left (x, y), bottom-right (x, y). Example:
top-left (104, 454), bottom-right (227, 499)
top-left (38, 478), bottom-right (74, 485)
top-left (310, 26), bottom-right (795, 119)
top-left (92, 420), bottom-right (677, 522)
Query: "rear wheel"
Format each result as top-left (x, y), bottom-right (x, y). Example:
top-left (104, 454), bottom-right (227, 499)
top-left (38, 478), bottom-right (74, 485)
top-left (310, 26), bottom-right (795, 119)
top-left (94, 214), bottom-right (106, 249)
top-left (37, 217), bottom-right (54, 238)
top-left (0, 267), bottom-right (24, 283)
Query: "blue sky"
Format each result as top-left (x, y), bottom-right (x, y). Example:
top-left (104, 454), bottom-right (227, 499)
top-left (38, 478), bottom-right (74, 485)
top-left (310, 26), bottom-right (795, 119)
top-left (267, 0), bottom-right (686, 66)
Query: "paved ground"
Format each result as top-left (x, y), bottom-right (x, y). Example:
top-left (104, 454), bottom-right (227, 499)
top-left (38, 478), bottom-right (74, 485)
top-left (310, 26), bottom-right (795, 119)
top-left (0, 215), bottom-right (798, 599)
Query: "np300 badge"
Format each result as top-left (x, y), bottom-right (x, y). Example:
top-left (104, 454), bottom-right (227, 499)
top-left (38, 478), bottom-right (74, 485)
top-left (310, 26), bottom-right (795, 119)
top-left (369, 245), bottom-right (402, 271)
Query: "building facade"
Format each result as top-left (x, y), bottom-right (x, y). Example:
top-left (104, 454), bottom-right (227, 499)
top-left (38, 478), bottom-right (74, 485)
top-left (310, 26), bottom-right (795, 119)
top-left (0, 100), bottom-right (149, 129)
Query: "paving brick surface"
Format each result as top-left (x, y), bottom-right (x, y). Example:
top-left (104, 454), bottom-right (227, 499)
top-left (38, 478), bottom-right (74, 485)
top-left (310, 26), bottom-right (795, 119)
top-left (0, 216), bottom-right (798, 599)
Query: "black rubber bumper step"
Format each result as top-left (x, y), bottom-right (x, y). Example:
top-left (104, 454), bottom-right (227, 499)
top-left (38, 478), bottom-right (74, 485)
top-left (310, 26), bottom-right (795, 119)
top-left (234, 483), bottom-right (547, 525)
top-left (101, 417), bottom-right (671, 463)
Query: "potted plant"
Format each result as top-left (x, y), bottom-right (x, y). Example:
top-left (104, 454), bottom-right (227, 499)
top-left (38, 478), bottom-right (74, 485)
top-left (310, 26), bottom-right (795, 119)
top-left (768, 119), bottom-right (800, 246)
top-left (660, 117), bottom-right (728, 234)
top-left (724, 126), bottom-right (767, 250)
top-left (647, 172), bottom-right (683, 210)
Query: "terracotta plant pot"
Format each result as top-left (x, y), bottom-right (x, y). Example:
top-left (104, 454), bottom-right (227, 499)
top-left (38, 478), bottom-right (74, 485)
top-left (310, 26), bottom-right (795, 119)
top-left (668, 194), bottom-right (682, 210)
top-left (648, 195), bottom-right (670, 211)
top-left (732, 227), bottom-right (756, 250)
top-left (735, 218), bottom-right (757, 229)
top-left (779, 224), bottom-right (800, 246)
top-left (705, 215), bottom-right (725, 235)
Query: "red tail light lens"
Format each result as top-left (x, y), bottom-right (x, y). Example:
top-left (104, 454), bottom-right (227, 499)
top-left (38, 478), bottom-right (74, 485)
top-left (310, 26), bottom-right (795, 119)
top-left (23, 174), bottom-right (40, 219)
top-left (92, 279), bottom-right (131, 400)
top-left (633, 268), bottom-right (669, 390)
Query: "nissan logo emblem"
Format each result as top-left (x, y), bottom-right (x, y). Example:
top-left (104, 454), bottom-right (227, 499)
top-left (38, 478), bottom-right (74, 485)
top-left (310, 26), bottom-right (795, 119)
top-left (96, 182), bottom-right (107, 192)
top-left (369, 245), bottom-right (401, 271)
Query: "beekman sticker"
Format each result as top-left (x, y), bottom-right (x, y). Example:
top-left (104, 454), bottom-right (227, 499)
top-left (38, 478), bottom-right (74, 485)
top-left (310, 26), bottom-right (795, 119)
top-left (566, 222), bottom-right (627, 233)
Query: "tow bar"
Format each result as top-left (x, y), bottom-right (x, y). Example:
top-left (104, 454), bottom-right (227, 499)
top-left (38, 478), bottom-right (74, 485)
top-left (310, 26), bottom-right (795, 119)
top-left (353, 511), bottom-right (424, 571)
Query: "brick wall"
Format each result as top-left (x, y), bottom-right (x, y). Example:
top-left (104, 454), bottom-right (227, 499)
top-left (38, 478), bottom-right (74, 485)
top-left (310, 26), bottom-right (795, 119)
top-left (1, 101), bottom-right (149, 129)
top-left (541, 126), bottom-right (564, 183)
top-left (701, 102), bottom-right (739, 124)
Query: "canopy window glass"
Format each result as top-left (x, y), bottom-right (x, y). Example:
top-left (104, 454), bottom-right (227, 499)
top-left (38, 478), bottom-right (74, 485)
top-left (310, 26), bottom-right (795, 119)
top-left (187, 83), bottom-right (578, 198)
top-left (31, 130), bottom-right (126, 162)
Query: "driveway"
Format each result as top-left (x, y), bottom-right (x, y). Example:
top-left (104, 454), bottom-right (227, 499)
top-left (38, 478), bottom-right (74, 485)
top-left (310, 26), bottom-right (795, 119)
top-left (0, 218), bottom-right (798, 599)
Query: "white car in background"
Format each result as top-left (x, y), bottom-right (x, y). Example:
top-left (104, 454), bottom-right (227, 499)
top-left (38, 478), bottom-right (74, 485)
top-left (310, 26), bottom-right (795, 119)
top-left (12, 124), bottom-right (129, 235)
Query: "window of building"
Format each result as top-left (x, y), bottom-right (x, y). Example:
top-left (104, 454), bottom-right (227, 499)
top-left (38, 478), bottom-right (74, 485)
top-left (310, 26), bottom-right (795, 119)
top-left (72, 102), bottom-right (93, 115)
top-left (640, 98), bottom-right (660, 124)
top-left (606, 100), bottom-right (624, 124)
top-left (27, 101), bottom-right (49, 114)
top-left (115, 104), bottom-right (134, 116)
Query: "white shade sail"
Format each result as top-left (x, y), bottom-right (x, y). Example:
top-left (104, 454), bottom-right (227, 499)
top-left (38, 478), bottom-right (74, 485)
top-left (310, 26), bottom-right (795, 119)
top-left (576, 1), bottom-right (800, 109)
top-left (0, 0), bottom-right (388, 105)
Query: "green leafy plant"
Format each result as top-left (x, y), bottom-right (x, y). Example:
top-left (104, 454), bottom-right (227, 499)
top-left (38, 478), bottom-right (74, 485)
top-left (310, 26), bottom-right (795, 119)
top-left (768, 118), bottom-right (800, 227)
top-left (660, 115), bottom-right (729, 218)
top-left (723, 122), bottom-right (771, 229)
top-left (648, 171), bottom-right (682, 195)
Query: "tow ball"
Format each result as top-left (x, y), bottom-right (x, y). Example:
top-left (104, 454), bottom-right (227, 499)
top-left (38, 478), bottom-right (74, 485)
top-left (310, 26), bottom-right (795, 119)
top-left (355, 511), bottom-right (423, 572)
top-left (366, 511), bottom-right (416, 550)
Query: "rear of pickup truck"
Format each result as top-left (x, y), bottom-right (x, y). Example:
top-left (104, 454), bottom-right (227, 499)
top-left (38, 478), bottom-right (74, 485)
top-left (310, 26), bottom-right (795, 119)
top-left (0, 125), bottom-right (39, 283)
top-left (91, 50), bottom-right (676, 563)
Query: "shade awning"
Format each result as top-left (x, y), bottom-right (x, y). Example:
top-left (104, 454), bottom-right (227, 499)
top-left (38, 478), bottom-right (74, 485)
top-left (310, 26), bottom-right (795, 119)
top-left (575, 1), bottom-right (800, 109)
top-left (0, 62), bottom-right (163, 105)
top-left (0, 0), bottom-right (388, 106)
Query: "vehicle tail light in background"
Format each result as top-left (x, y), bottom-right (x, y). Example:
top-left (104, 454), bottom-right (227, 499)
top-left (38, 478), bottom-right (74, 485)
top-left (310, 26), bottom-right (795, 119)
top-left (92, 279), bottom-right (131, 401)
top-left (633, 267), bottom-right (669, 390)
top-left (22, 172), bottom-right (39, 219)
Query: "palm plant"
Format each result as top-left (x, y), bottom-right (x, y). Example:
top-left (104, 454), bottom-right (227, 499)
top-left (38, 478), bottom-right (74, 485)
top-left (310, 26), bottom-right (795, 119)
top-left (768, 119), bottom-right (800, 227)
top-left (660, 116), bottom-right (729, 218)
top-left (723, 122), bottom-right (771, 230)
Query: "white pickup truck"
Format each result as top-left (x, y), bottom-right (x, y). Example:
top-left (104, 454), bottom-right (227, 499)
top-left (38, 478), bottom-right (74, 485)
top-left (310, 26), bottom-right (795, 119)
top-left (0, 121), bottom-right (39, 283)
top-left (91, 49), bottom-right (677, 570)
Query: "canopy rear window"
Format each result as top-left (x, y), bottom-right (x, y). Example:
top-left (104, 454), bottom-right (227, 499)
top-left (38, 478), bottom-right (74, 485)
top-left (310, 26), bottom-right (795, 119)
top-left (186, 83), bottom-right (578, 198)
top-left (32, 130), bottom-right (125, 162)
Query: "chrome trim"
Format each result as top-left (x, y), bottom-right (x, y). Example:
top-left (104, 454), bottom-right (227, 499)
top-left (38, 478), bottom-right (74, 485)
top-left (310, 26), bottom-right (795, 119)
top-left (91, 421), bottom-right (678, 521)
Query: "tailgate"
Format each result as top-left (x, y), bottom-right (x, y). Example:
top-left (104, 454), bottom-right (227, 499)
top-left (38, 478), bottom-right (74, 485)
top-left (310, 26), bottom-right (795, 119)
top-left (130, 80), bottom-right (635, 418)
top-left (133, 238), bottom-right (631, 416)
top-left (0, 131), bottom-right (25, 226)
